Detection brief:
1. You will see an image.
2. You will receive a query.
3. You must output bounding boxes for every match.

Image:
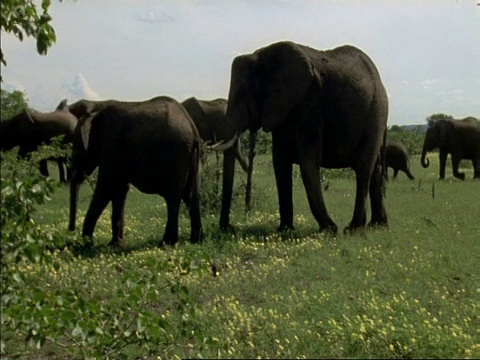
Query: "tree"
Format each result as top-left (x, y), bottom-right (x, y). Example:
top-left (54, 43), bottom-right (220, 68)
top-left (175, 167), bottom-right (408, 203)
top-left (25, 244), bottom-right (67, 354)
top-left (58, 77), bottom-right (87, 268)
top-left (426, 113), bottom-right (453, 126)
top-left (0, 0), bottom-right (60, 73)
top-left (389, 125), bottom-right (404, 133)
top-left (1, 89), bottom-right (30, 120)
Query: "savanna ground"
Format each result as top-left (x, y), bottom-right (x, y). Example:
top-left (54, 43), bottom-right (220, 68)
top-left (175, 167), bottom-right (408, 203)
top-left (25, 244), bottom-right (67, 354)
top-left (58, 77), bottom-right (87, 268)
top-left (1, 150), bottom-right (479, 359)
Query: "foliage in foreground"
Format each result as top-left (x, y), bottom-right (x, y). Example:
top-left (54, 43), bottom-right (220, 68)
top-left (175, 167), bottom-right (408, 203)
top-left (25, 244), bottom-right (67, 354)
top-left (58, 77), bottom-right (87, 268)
top-left (0, 148), bottom-right (214, 358)
top-left (1, 145), bottom-right (479, 358)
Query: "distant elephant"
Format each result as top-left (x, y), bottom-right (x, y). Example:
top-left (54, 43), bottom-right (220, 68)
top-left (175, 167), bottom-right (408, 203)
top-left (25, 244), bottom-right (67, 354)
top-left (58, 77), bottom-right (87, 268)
top-left (66, 96), bottom-right (203, 247)
top-left (212, 41), bottom-right (389, 234)
top-left (181, 97), bottom-right (252, 230)
top-left (421, 117), bottom-right (480, 180)
top-left (0, 109), bottom-right (77, 183)
top-left (385, 140), bottom-right (414, 180)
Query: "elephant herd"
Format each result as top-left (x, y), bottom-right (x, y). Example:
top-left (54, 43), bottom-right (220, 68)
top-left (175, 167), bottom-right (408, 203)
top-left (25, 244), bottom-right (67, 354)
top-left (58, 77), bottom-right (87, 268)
top-left (1, 41), bottom-right (479, 247)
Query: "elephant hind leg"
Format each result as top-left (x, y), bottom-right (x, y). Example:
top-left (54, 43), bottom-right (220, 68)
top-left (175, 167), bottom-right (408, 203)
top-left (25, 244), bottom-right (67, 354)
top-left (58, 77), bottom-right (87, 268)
top-left (163, 196), bottom-right (181, 246)
top-left (392, 168), bottom-right (399, 179)
top-left (182, 182), bottom-right (203, 244)
top-left (405, 168), bottom-right (415, 180)
top-left (369, 161), bottom-right (388, 228)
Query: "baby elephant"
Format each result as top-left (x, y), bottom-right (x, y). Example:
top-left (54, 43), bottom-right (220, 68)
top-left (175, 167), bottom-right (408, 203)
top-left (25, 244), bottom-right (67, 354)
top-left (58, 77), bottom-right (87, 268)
top-left (385, 140), bottom-right (415, 180)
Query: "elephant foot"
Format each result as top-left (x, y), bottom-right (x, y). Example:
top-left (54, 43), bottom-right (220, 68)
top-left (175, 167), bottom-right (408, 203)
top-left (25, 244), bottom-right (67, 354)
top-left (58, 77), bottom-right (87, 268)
top-left (454, 173), bottom-right (465, 181)
top-left (109, 238), bottom-right (125, 248)
top-left (220, 223), bottom-right (236, 233)
top-left (368, 219), bottom-right (388, 229)
top-left (162, 234), bottom-right (178, 247)
top-left (319, 224), bottom-right (338, 235)
top-left (278, 223), bottom-right (294, 232)
top-left (190, 230), bottom-right (204, 244)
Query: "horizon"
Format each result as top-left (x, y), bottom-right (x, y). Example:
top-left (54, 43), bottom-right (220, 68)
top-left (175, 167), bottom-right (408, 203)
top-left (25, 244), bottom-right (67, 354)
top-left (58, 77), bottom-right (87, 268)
top-left (1, 0), bottom-right (479, 126)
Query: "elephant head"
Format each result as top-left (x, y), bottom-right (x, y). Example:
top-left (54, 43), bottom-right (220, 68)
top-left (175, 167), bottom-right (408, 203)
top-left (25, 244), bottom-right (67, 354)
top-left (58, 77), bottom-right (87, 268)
top-left (0, 110), bottom-right (36, 152)
top-left (68, 110), bottom-right (103, 231)
top-left (421, 119), bottom-right (453, 168)
top-left (56, 98), bottom-right (113, 120)
top-left (224, 41), bottom-right (317, 138)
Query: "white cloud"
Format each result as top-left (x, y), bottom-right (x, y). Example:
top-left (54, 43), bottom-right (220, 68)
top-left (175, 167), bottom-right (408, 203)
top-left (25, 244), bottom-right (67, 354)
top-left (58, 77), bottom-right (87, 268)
top-left (421, 79), bottom-right (438, 89)
top-left (436, 88), bottom-right (465, 99)
top-left (1, 80), bottom-right (25, 93)
top-left (65, 73), bottom-right (102, 101)
top-left (131, 9), bottom-right (176, 24)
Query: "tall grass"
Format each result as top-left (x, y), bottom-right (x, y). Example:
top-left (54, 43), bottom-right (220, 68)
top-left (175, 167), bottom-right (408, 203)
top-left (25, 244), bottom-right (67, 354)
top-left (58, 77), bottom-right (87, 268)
top-left (2, 152), bottom-right (479, 358)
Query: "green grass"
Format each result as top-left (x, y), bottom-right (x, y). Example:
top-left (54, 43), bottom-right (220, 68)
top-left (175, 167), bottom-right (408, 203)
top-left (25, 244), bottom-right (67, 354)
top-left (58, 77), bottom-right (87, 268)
top-left (4, 154), bottom-right (480, 358)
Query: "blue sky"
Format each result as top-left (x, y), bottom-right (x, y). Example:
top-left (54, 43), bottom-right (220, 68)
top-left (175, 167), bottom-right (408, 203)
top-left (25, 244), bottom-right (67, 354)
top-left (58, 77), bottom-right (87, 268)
top-left (1, 0), bottom-right (479, 125)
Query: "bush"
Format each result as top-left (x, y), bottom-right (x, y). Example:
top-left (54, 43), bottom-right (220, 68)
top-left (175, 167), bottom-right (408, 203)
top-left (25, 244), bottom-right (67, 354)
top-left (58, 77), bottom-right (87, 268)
top-left (1, 142), bottom-right (212, 358)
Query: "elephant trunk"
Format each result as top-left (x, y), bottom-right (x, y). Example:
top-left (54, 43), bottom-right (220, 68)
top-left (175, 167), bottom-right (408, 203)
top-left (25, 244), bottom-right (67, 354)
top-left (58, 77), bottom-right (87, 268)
top-left (245, 130), bottom-right (257, 212)
top-left (421, 143), bottom-right (430, 168)
top-left (208, 132), bottom-right (240, 151)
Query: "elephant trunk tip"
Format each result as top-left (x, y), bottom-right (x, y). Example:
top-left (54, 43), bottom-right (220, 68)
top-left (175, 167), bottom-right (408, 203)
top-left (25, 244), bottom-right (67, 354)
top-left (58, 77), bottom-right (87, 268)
top-left (421, 157), bottom-right (430, 168)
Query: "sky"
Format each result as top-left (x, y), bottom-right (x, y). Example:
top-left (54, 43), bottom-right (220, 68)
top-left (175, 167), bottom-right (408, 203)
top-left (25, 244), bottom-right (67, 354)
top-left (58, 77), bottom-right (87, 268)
top-left (1, 0), bottom-right (479, 125)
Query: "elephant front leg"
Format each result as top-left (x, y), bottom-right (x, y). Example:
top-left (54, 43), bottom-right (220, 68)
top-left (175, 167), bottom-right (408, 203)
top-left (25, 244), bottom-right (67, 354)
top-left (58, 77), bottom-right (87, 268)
top-left (439, 151), bottom-right (447, 180)
top-left (219, 147), bottom-right (236, 230)
top-left (39, 159), bottom-right (49, 177)
top-left (473, 159), bottom-right (480, 179)
top-left (110, 183), bottom-right (130, 247)
top-left (298, 158), bottom-right (337, 234)
top-left (272, 149), bottom-right (294, 231)
top-left (57, 159), bottom-right (67, 184)
top-left (82, 173), bottom-right (112, 243)
top-left (451, 155), bottom-right (465, 180)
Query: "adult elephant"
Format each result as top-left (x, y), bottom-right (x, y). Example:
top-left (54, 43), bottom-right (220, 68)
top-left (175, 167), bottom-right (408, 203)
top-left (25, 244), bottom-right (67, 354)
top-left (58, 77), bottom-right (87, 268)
top-left (67, 96), bottom-right (203, 247)
top-left (421, 117), bottom-right (480, 180)
top-left (181, 97), bottom-right (253, 230)
top-left (213, 41), bottom-right (389, 234)
top-left (58, 97), bottom-right (254, 231)
top-left (385, 140), bottom-right (414, 180)
top-left (0, 109), bottom-right (77, 183)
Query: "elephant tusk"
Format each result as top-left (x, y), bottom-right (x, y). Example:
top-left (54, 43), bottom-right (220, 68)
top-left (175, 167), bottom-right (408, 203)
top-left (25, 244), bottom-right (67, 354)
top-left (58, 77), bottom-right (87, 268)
top-left (207, 132), bottom-right (239, 151)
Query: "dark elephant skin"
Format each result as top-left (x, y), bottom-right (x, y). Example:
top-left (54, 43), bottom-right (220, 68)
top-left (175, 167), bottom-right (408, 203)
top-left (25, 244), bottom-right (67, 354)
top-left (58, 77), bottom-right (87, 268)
top-left (385, 140), bottom-right (414, 180)
top-left (421, 117), bottom-right (480, 180)
top-left (221, 41), bottom-right (389, 234)
top-left (66, 96), bottom-right (203, 247)
top-left (0, 109), bottom-right (77, 183)
top-left (181, 97), bottom-right (250, 230)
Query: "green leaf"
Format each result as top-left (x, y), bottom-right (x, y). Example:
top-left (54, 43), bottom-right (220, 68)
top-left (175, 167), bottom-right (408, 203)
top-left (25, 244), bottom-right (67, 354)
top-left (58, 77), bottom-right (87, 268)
top-left (12, 273), bottom-right (23, 283)
top-left (72, 326), bottom-right (85, 339)
top-left (31, 184), bottom-right (42, 193)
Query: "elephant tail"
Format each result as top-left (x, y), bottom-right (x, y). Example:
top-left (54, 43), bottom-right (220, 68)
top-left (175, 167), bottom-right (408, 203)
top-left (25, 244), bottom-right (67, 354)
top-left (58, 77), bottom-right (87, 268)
top-left (380, 129), bottom-right (388, 194)
top-left (185, 140), bottom-right (202, 205)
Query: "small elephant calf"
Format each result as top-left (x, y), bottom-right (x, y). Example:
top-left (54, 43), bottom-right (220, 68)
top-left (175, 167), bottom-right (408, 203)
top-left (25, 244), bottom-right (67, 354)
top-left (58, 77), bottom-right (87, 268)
top-left (385, 140), bottom-right (415, 180)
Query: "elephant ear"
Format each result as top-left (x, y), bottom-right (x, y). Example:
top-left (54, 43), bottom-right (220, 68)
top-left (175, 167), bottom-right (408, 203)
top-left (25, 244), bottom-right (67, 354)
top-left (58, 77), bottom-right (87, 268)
top-left (78, 112), bottom-right (98, 151)
top-left (56, 99), bottom-right (69, 111)
top-left (258, 43), bottom-right (315, 132)
top-left (439, 120), bottom-right (455, 148)
top-left (25, 111), bottom-right (36, 125)
top-left (182, 97), bottom-right (205, 120)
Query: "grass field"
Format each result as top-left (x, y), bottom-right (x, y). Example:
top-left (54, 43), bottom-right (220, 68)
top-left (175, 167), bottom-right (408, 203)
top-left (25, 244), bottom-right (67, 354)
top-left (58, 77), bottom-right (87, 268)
top-left (2, 154), bottom-right (479, 359)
